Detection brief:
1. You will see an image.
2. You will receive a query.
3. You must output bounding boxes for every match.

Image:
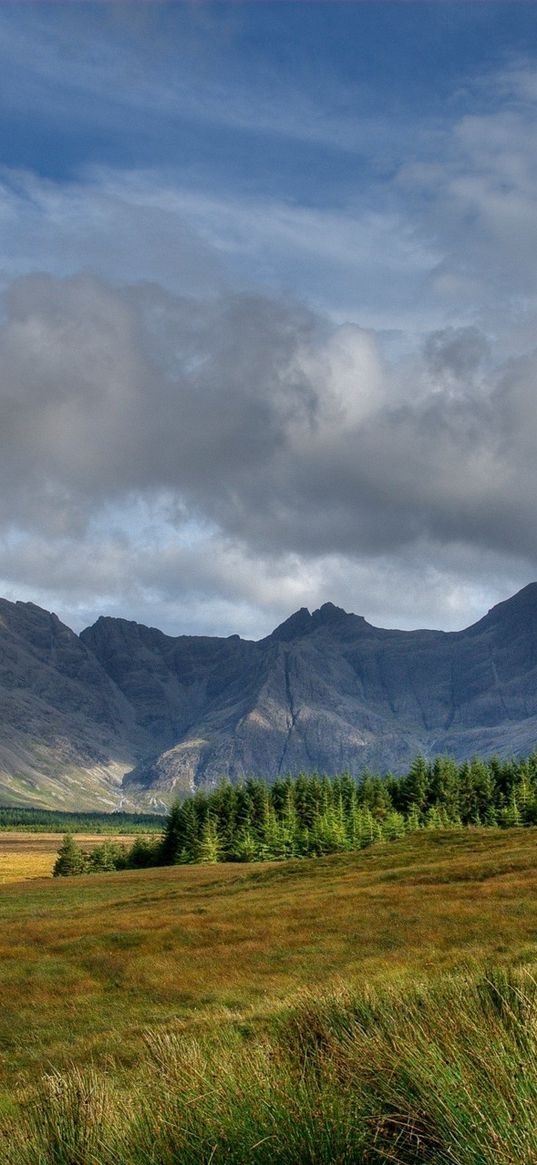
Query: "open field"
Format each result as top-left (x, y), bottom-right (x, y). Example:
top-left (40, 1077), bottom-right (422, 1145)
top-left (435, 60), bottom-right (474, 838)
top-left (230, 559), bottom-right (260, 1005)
top-left (1, 828), bottom-right (537, 1161)
top-left (0, 832), bottom-right (143, 883)
top-left (1, 827), bottom-right (537, 1089)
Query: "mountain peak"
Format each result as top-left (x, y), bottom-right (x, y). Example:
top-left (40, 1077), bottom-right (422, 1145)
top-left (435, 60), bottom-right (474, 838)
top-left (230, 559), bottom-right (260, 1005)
top-left (311, 601), bottom-right (349, 627)
top-left (267, 601), bottom-right (353, 642)
top-left (268, 607), bottom-right (312, 642)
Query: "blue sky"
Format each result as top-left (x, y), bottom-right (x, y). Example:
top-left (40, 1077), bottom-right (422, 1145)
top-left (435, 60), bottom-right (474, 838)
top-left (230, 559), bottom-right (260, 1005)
top-left (2, 1), bottom-right (537, 637)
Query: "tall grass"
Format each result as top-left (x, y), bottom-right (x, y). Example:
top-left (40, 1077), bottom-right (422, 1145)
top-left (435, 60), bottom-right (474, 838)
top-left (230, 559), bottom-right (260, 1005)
top-left (6, 966), bottom-right (537, 1164)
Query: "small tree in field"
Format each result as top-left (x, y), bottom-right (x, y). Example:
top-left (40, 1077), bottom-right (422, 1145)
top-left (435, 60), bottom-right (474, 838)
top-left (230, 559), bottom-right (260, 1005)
top-left (53, 834), bottom-right (87, 877)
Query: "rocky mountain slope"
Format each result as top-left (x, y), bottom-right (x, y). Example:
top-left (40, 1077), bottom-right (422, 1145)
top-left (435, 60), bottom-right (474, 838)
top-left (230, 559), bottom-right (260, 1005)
top-left (2, 585), bottom-right (537, 809)
top-left (0, 598), bottom-right (151, 810)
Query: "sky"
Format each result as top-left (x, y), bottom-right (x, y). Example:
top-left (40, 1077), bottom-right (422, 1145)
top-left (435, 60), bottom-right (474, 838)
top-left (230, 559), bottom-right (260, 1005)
top-left (2, 1), bottom-right (537, 639)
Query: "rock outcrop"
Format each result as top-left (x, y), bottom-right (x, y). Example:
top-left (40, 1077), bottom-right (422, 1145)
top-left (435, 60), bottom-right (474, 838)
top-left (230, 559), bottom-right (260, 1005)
top-left (3, 585), bottom-right (537, 809)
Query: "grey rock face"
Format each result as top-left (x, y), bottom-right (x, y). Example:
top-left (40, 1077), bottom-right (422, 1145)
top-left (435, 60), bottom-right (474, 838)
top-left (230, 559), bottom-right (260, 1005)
top-left (3, 585), bottom-right (537, 809)
top-left (0, 598), bottom-right (148, 810)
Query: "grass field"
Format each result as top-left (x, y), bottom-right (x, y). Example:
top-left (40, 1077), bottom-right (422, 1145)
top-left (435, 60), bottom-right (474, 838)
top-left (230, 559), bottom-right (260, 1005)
top-left (0, 831), bottom-right (141, 883)
top-left (3, 827), bottom-right (537, 1162)
top-left (1, 828), bottom-right (537, 1079)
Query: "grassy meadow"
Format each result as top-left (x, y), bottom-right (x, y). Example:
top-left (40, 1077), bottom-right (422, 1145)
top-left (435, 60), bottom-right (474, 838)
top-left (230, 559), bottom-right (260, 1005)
top-left (3, 827), bottom-right (537, 1161)
top-left (0, 832), bottom-right (140, 883)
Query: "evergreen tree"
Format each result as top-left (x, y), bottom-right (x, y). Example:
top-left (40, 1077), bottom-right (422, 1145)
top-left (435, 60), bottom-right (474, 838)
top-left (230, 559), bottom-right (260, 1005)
top-left (127, 836), bottom-right (159, 868)
top-left (278, 778), bottom-right (300, 857)
top-left (53, 751), bottom-right (537, 877)
top-left (383, 810), bottom-right (406, 840)
top-left (87, 840), bottom-right (128, 872)
top-left (245, 778), bottom-right (271, 844)
top-left (294, 773), bottom-right (320, 831)
top-left (212, 781), bottom-right (238, 859)
top-left (468, 758), bottom-right (496, 824)
top-left (499, 795), bottom-right (522, 828)
top-left (401, 755), bottom-right (431, 818)
top-left (231, 824), bottom-right (259, 862)
top-left (195, 816), bottom-right (221, 863)
top-left (430, 756), bottom-right (460, 821)
top-left (406, 804), bottom-right (422, 834)
top-left (159, 801), bottom-right (184, 865)
top-left (263, 805), bottom-right (289, 860)
top-left (53, 835), bottom-right (87, 877)
top-left (176, 800), bottom-right (201, 863)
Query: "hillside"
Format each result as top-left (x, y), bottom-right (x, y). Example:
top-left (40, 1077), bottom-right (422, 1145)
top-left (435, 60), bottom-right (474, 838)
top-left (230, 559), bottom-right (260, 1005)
top-left (2, 585), bottom-right (537, 808)
top-left (1, 827), bottom-right (537, 1089)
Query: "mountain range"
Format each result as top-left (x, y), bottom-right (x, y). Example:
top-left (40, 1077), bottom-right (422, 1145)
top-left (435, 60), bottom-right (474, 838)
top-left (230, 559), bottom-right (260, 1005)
top-left (1, 584), bottom-right (537, 811)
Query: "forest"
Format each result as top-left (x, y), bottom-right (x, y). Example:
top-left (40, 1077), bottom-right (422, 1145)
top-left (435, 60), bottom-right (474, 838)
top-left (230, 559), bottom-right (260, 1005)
top-left (0, 807), bottom-right (163, 833)
top-left (53, 751), bottom-right (537, 874)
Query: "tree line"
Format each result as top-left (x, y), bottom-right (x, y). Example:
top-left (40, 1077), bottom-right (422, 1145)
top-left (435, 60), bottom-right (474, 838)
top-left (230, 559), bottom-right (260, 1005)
top-left (53, 751), bottom-right (537, 875)
top-left (0, 807), bottom-right (163, 834)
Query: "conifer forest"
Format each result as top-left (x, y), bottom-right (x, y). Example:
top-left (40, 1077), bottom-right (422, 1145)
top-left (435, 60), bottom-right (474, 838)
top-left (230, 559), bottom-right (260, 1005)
top-left (54, 753), bottom-right (537, 874)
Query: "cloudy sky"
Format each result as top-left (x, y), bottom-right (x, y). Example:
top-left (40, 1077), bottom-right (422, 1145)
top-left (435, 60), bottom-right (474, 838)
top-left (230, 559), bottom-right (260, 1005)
top-left (2, 1), bottom-right (537, 638)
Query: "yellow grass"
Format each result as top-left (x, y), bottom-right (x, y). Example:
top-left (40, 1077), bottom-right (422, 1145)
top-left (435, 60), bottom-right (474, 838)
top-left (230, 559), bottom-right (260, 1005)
top-left (0, 832), bottom-right (137, 883)
top-left (2, 827), bottom-right (537, 1093)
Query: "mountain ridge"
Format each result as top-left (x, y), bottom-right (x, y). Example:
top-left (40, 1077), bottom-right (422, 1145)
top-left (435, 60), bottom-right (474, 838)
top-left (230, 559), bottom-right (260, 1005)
top-left (1, 586), bottom-right (537, 810)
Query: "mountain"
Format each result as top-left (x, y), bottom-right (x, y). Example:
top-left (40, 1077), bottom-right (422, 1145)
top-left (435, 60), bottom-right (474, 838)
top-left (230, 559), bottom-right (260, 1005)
top-left (2, 585), bottom-right (537, 809)
top-left (0, 598), bottom-right (151, 810)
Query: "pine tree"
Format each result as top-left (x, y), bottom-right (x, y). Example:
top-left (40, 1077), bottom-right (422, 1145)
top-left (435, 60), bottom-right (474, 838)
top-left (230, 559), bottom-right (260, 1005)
top-left (353, 806), bottom-right (380, 848)
top-left (212, 781), bottom-right (238, 859)
top-left (245, 778), bottom-right (271, 845)
top-left (424, 805), bottom-right (444, 830)
top-left (231, 825), bottom-right (259, 862)
top-left (278, 779), bottom-right (300, 857)
top-left (430, 756), bottom-right (459, 821)
top-left (383, 810), bottom-right (406, 840)
top-left (87, 841), bottom-right (127, 872)
top-left (159, 801), bottom-right (184, 865)
top-left (406, 804), bottom-right (422, 834)
top-left (53, 835), bottom-right (87, 877)
top-left (263, 805), bottom-right (288, 860)
top-left (195, 816), bottom-right (221, 864)
top-left (402, 755), bottom-right (431, 818)
top-left (126, 837), bottom-right (158, 868)
top-left (177, 800), bottom-right (201, 863)
top-left (468, 757), bottom-right (495, 823)
top-left (499, 795), bottom-right (522, 828)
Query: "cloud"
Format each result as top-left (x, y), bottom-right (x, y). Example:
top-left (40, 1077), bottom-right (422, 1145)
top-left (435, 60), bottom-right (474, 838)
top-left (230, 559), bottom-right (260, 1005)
top-left (1, 269), bottom-right (537, 627)
top-left (2, 46), bottom-right (537, 636)
top-left (0, 168), bottom-right (227, 296)
top-left (398, 65), bottom-right (537, 312)
top-left (0, 165), bottom-right (437, 329)
top-left (0, 519), bottom-right (527, 641)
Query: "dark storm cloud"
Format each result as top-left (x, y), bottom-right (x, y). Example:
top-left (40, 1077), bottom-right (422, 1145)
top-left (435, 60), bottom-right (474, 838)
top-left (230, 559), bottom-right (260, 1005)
top-left (1, 270), bottom-right (536, 569)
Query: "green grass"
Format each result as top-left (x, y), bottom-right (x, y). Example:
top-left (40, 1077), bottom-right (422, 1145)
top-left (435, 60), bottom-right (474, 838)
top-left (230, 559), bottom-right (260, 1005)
top-left (5, 967), bottom-right (537, 1163)
top-left (3, 827), bottom-right (537, 1160)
